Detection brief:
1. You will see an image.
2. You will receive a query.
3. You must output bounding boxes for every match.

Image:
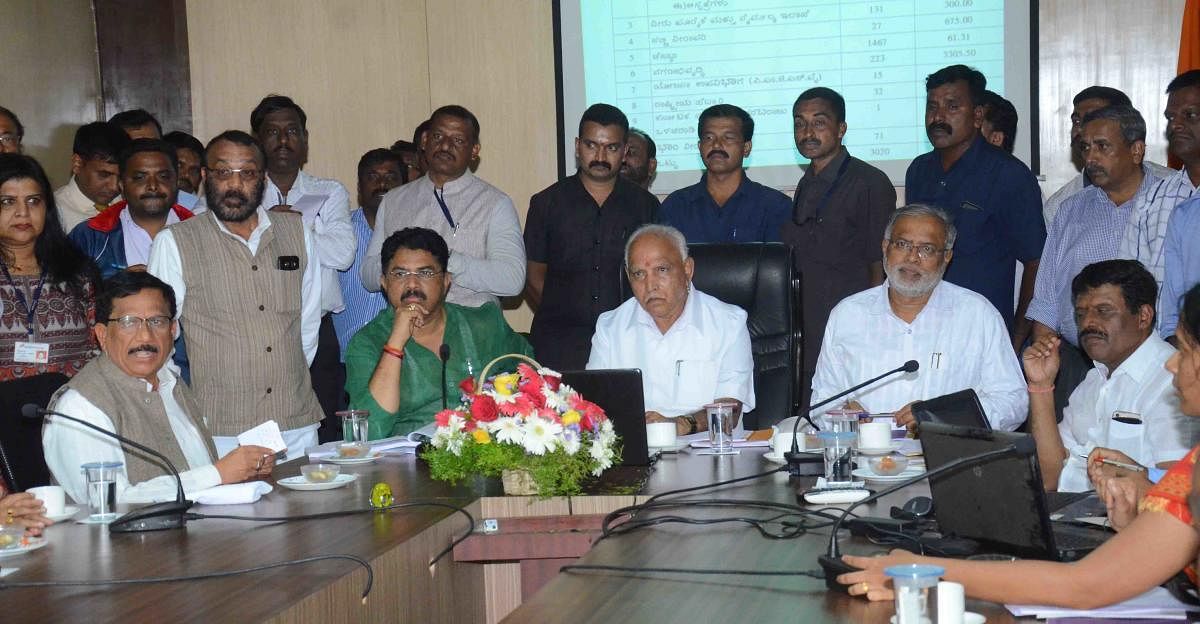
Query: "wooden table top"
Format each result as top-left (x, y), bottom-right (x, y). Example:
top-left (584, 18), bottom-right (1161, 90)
top-left (504, 448), bottom-right (1023, 623)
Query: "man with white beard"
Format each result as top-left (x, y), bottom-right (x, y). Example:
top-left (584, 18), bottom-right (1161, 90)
top-left (810, 204), bottom-right (1028, 431)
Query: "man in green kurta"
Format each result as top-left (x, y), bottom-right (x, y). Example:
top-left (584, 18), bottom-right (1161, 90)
top-left (344, 227), bottom-right (533, 438)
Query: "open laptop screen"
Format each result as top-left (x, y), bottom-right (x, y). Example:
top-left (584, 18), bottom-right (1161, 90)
top-left (560, 369), bottom-right (649, 466)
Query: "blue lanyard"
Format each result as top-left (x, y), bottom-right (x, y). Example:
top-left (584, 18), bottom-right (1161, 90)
top-left (0, 261), bottom-right (46, 338)
top-left (433, 188), bottom-right (456, 230)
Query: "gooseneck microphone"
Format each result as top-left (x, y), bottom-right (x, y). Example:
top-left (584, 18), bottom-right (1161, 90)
top-left (785, 360), bottom-right (919, 476)
top-left (816, 431), bottom-right (1037, 592)
top-left (439, 344), bottom-right (451, 409)
top-left (23, 404), bottom-right (192, 533)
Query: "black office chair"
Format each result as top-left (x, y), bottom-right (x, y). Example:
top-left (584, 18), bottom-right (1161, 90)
top-left (618, 242), bottom-right (801, 429)
top-left (0, 374), bottom-right (67, 490)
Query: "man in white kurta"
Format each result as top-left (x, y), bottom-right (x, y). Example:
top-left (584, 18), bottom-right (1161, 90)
top-left (812, 204), bottom-right (1028, 431)
top-left (587, 224), bottom-right (755, 437)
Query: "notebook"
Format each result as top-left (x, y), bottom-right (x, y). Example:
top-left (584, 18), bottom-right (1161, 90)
top-left (912, 388), bottom-right (992, 430)
top-left (919, 423), bottom-right (1111, 562)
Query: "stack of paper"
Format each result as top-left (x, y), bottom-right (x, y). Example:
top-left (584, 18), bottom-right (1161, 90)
top-left (1007, 587), bottom-right (1195, 620)
top-left (306, 435), bottom-right (420, 459)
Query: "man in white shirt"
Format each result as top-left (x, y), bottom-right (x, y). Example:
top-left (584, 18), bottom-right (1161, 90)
top-left (43, 272), bottom-right (275, 505)
top-left (149, 130), bottom-right (325, 460)
top-left (54, 122), bottom-right (131, 232)
top-left (361, 105), bottom-right (525, 308)
top-left (251, 95), bottom-right (355, 441)
top-left (812, 204), bottom-right (1028, 431)
top-left (587, 224), bottom-right (755, 436)
top-left (1023, 259), bottom-right (1197, 492)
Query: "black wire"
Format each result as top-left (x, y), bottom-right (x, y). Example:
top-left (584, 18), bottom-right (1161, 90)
top-left (642, 466), bottom-right (788, 506)
top-left (599, 498), bottom-right (854, 540)
top-left (189, 500), bottom-right (475, 566)
top-left (0, 554), bottom-right (374, 600)
top-left (561, 563), bottom-right (826, 579)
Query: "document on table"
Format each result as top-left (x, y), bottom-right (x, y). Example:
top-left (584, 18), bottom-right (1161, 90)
top-left (237, 420), bottom-right (287, 453)
top-left (1007, 586), bottom-right (1195, 620)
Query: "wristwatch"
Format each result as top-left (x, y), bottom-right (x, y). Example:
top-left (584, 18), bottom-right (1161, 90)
top-left (680, 413), bottom-right (698, 435)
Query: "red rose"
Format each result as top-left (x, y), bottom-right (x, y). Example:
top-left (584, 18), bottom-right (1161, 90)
top-left (458, 377), bottom-right (476, 395)
top-left (470, 394), bottom-right (499, 422)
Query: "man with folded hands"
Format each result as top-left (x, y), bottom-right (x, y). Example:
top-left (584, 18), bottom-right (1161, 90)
top-left (42, 272), bottom-right (276, 505)
top-left (344, 227), bottom-right (532, 439)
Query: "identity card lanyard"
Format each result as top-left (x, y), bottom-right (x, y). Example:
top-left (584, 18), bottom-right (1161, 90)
top-left (433, 188), bottom-right (457, 236)
top-left (0, 261), bottom-right (46, 339)
top-left (810, 154), bottom-right (852, 225)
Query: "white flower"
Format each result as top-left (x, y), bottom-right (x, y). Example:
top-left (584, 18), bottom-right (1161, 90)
top-left (521, 416), bottom-right (562, 455)
top-left (542, 386), bottom-right (568, 411)
top-left (433, 427), bottom-right (467, 455)
top-left (490, 416), bottom-right (525, 445)
top-left (561, 428), bottom-right (581, 455)
top-left (446, 413), bottom-right (467, 432)
top-left (600, 419), bottom-right (614, 435)
top-left (446, 431), bottom-right (466, 455)
top-left (537, 366), bottom-right (562, 378)
top-left (589, 439), bottom-right (614, 475)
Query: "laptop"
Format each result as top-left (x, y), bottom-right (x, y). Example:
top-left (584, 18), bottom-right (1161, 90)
top-left (919, 423), bottom-right (1111, 561)
top-left (560, 369), bottom-right (650, 466)
top-left (912, 389), bottom-right (991, 430)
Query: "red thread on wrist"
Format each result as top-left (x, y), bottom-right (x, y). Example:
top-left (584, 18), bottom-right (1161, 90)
top-left (382, 344), bottom-right (405, 360)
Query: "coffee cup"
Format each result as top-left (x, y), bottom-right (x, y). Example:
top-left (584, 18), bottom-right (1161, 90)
top-left (27, 485), bottom-right (65, 516)
top-left (646, 422), bottom-right (677, 448)
top-left (858, 421), bottom-right (892, 449)
top-left (771, 431), bottom-right (802, 453)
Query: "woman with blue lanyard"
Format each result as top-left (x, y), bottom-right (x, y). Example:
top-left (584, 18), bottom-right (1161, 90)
top-left (0, 154), bottom-right (99, 489)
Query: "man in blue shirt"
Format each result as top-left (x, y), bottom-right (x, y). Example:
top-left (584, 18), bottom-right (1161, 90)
top-left (905, 64), bottom-right (1045, 348)
top-left (659, 104), bottom-right (790, 243)
top-left (334, 148), bottom-right (406, 364)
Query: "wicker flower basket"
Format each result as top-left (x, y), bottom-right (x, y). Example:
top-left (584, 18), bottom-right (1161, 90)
top-left (500, 468), bottom-right (539, 496)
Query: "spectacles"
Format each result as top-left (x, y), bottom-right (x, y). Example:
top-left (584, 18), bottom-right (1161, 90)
top-left (103, 314), bottom-right (172, 333)
top-left (385, 268), bottom-right (443, 281)
top-left (887, 239), bottom-right (947, 260)
top-left (0, 134), bottom-right (21, 147)
top-left (208, 168), bottom-right (261, 182)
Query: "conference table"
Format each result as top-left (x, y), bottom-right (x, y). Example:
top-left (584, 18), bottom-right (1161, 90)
top-left (3, 445), bottom-right (1030, 623)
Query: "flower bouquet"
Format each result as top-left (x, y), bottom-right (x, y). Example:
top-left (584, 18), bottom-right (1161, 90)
top-left (421, 355), bottom-right (620, 496)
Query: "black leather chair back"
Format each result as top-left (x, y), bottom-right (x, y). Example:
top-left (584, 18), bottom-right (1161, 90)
top-left (624, 243), bottom-right (798, 429)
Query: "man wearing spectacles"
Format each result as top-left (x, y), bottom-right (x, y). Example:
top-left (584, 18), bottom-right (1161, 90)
top-left (345, 227), bottom-right (533, 438)
top-left (0, 106), bottom-right (23, 155)
top-left (148, 130), bottom-right (325, 461)
top-left (43, 271), bottom-right (277, 506)
top-left (812, 204), bottom-right (1028, 431)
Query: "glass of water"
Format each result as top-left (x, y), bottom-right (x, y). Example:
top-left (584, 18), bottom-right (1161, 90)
top-left (705, 402), bottom-right (736, 453)
top-left (337, 410), bottom-right (370, 443)
top-left (81, 461), bottom-right (122, 520)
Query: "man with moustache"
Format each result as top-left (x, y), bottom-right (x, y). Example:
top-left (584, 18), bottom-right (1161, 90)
top-left (344, 227), bottom-right (532, 438)
top-left (659, 104), bottom-right (790, 243)
top-left (1022, 260), bottom-right (1196, 492)
top-left (333, 149), bottom-right (406, 364)
top-left (148, 130), bottom-right (324, 460)
top-left (812, 204), bottom-right (1027, 431)
top-left (55, 122), bottom-right (131, 232)
top-left (43, 271), bottom-right (277, 505)
top-left (1027, 105), bottom-right (1162, 413)
top-left (251, 95), bottom-right (354, 441)
top-left (905, 65), bottom-right (1044, 348)
top-left (70, 139), bottom-right (194, 278)
top-left (781, 87), bottom-right (896, 409)
top-left (361, 105), bottom-right (525, 308)
top-left (1043, 87), bottom-right (1175, 227)
top-left (163, 131), bottom-right (205, 211)
top-left (524, 104), bottom-right (659, 370)
top-left (1149, 70), bottom-right (1200, 337)
top-left (620, 128), bottom-right (657, 190)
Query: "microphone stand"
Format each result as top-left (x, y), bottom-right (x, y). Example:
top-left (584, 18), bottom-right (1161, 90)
top-left (816, 435), bottom-right (1035, 592)
top-left (26, 405), bottom-right (193, 533)
top-left (785, 360), bottom-right (919, 477)
top-left (439, 344), bottom-right (451, 409)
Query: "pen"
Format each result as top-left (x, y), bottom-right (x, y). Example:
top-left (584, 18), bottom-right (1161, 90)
top-left (1079, 454), bottom-right (1146, 472)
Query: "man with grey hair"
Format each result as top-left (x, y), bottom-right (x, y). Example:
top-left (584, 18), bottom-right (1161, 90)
top-left (1026, 105), bottom-right (1163, 418)
top-left (586, 224), bottom-right (755, 436)
top-left (812, 204), bottom-right (1028, 431)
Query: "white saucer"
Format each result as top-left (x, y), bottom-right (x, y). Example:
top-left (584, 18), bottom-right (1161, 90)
top-left (762, 449), bottom-right (820, 464)
top-left (46, 505), bottom-right (81, 522)
top-left (890, 613), bottom-right (982, 624)
top-left (648, 440), bottom-right (689, 453)
top-left (323, 452), bottom-right (380, 465)
top-left (278, 473), bottom-right (357, 491)
top-left (856, 442), bottom-right (902, 455)
top-left (0, 536), bottom-right (47, 557)
top-left (852, 466), bottom-right (924, 483)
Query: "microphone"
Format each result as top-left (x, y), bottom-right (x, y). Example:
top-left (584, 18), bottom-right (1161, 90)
top-left (816, 430), bottom-right (1037, 592)
top-left (23, 404), bottom-right (193, 533)
top-left (786, 360), bottom-right (919, 476)
top-left (439, 344), bottom-right (451, 409)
